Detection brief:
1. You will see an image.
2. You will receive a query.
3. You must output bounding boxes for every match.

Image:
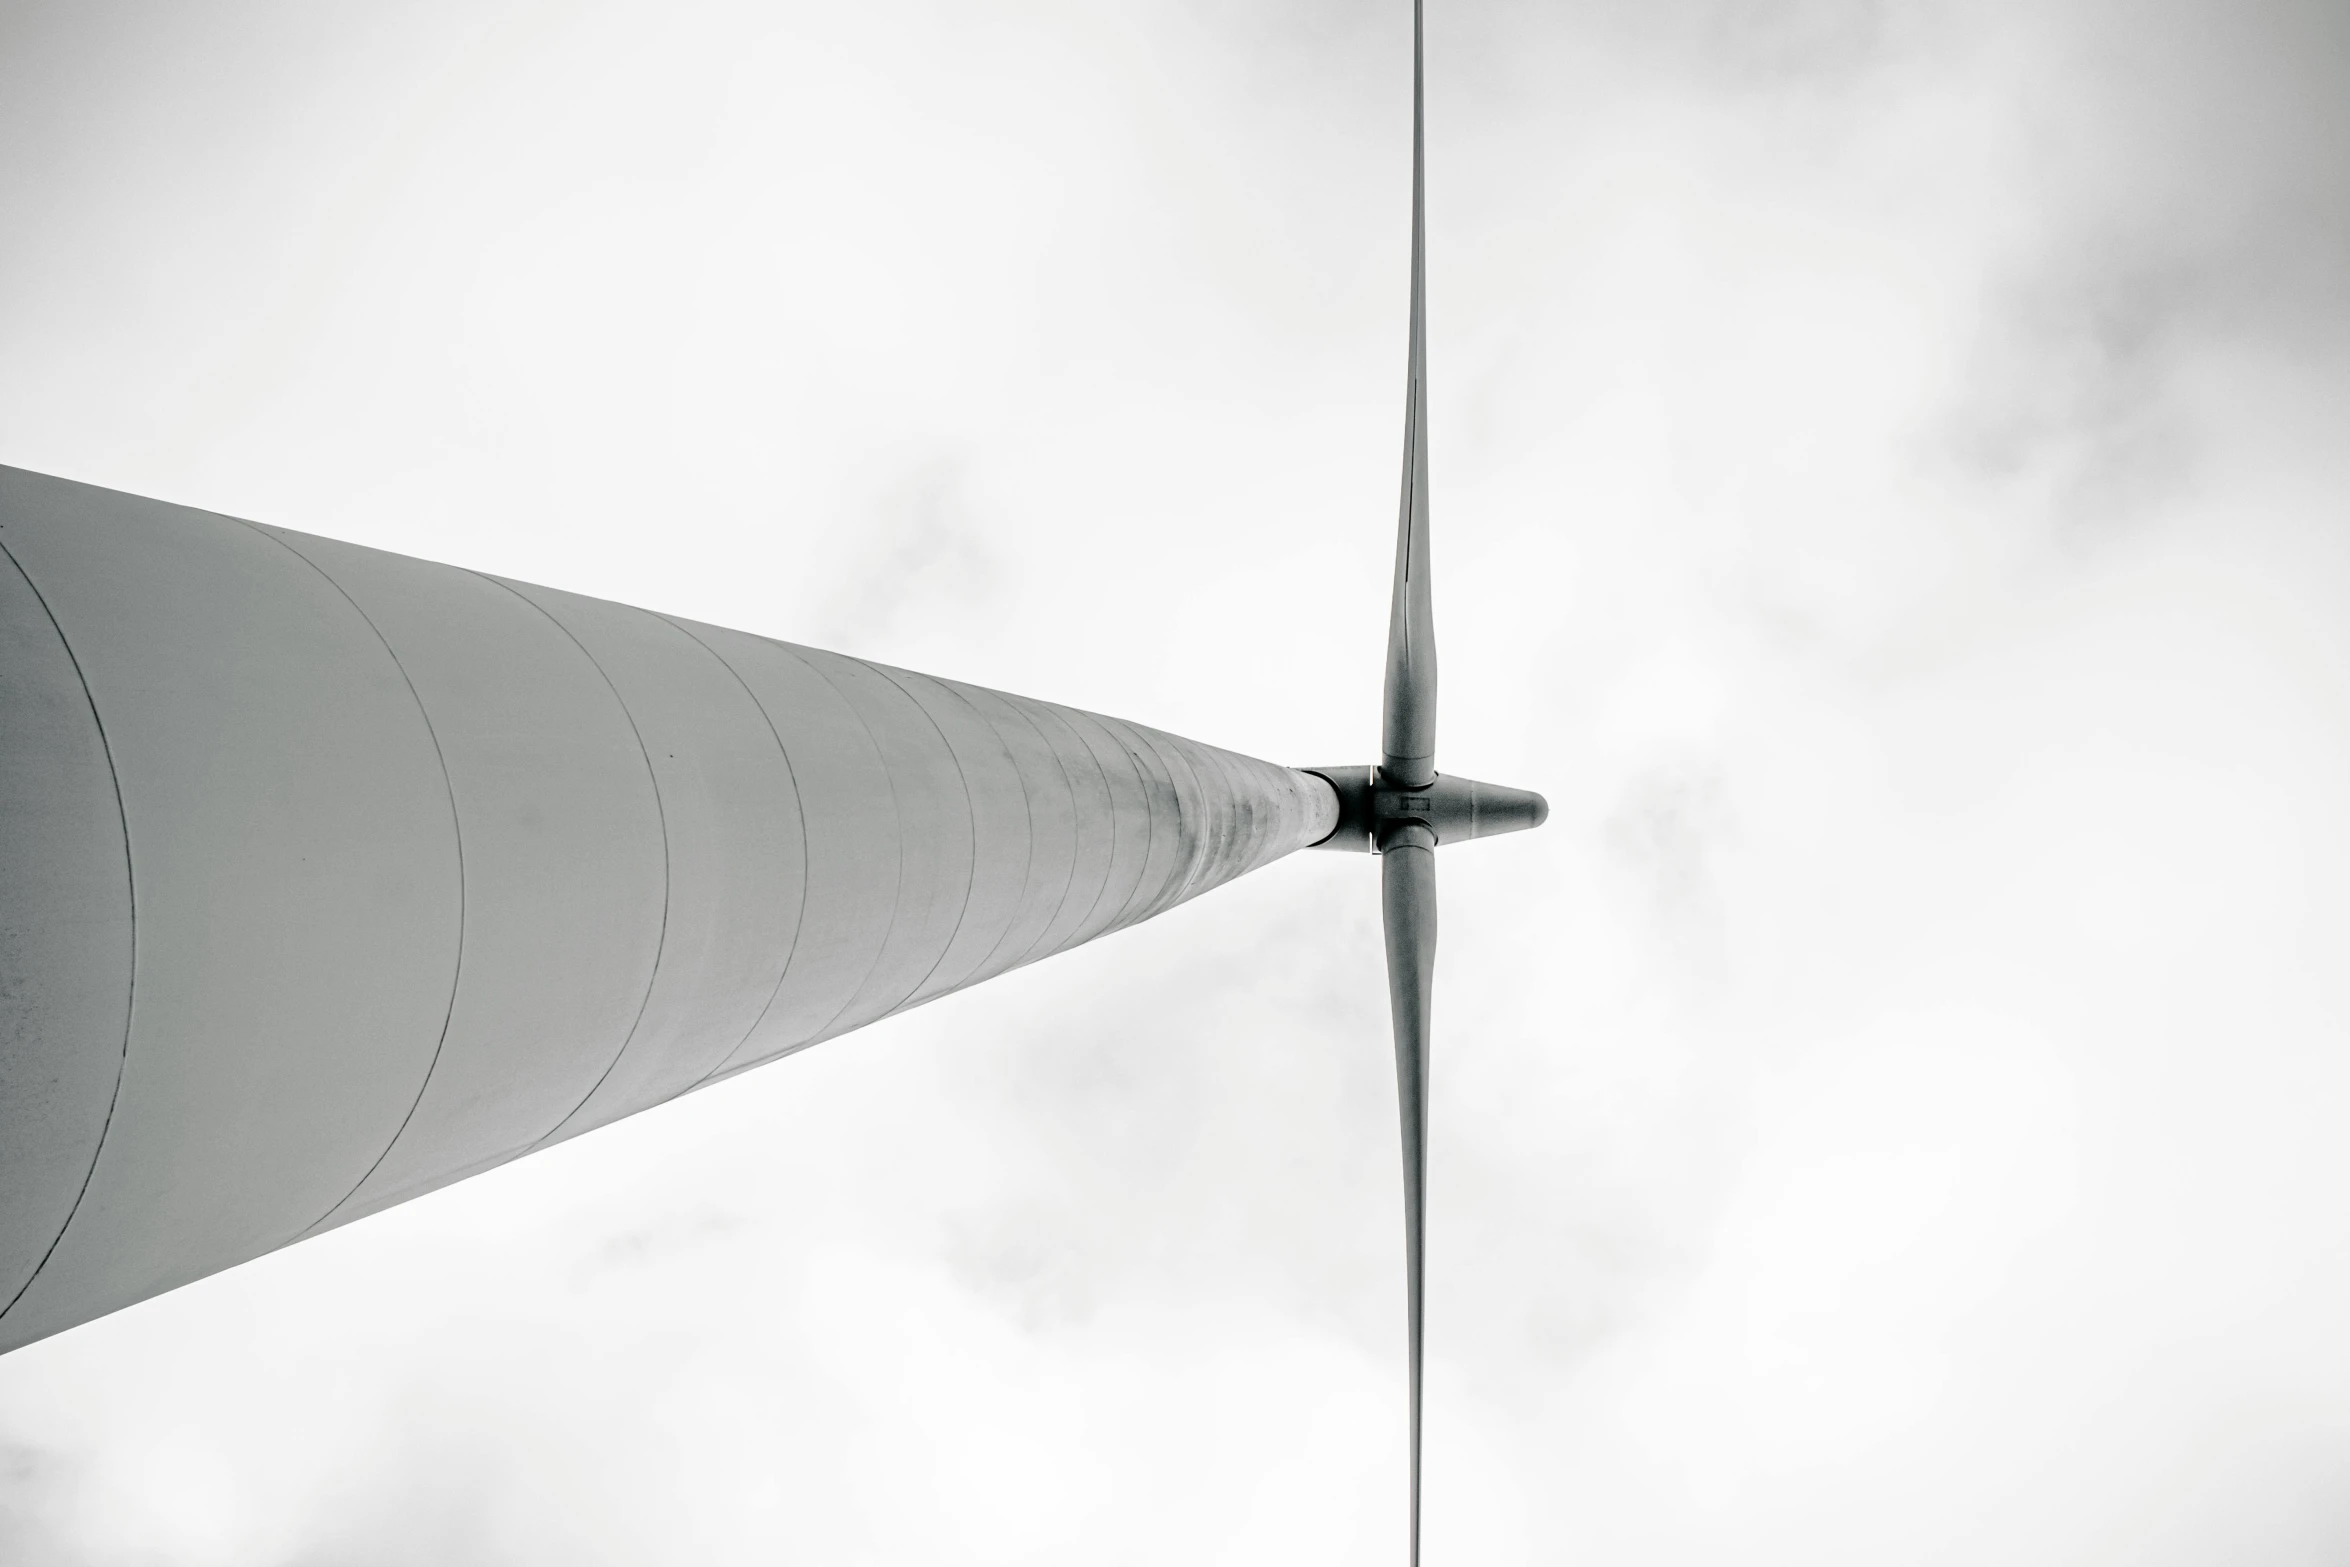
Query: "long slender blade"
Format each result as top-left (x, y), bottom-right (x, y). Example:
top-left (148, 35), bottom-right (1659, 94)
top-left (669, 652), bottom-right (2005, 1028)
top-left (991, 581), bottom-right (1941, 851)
top-left (1381, 820), bottom-right (1438, 1567)
top-left (1381, 0), bottom-right (1435, 790)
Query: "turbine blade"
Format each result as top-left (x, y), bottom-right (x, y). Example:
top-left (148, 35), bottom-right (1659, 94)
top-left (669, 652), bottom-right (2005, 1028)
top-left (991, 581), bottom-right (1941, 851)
top-left (1381, 0), bottom-right (1435, 790)
top-left (1382, 819), bottom-right (1438, 1567)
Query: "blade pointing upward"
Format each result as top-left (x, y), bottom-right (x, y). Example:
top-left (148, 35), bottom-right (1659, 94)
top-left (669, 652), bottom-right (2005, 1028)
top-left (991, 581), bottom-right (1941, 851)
top-left (1381, 0), bottom-right (1435, 792)
top-left (1382, 821), bottom-right (1438, 1567)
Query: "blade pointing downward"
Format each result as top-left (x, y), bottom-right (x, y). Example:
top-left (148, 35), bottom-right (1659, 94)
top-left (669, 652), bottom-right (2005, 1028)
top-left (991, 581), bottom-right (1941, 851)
top-left (1381, 0), bottom-right (1435, 791)
top-left (1382, 820), bottom-right (1438, 1567)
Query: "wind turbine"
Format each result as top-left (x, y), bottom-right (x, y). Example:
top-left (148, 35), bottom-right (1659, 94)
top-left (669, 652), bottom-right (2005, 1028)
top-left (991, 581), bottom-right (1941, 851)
top-left (1305, 6), bottom-right (1549, 1559)
top-left (0, 2), bottom-right (1544, 1558)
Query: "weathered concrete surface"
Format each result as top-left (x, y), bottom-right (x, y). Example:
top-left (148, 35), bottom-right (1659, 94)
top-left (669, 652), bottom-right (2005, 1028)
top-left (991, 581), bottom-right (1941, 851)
top-left (0, 464), bottom-right (1336, 1354)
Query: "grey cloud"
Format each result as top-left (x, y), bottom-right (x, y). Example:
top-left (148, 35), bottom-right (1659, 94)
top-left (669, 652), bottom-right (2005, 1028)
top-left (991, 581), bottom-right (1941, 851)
top-left (1604, 763), bottom-right (1730, 932)
top-left (812, 458), bottom-right (1005, 657)
top-left (1935, 0), bottom-right (2350, 525)
top-left (0, 1442), bottom-right (94, 1567)
top-left (930, 878), bottom-right (1401, 1349)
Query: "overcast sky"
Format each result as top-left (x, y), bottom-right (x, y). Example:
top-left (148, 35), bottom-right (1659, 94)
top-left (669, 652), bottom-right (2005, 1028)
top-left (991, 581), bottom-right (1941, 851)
top-left (3, 1), bottom-right (2349, 1562)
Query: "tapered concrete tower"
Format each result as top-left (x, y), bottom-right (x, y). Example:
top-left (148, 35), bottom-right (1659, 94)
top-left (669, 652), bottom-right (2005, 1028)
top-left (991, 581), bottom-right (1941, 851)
top-left (0, 464), bottom-right (1338, 1354)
